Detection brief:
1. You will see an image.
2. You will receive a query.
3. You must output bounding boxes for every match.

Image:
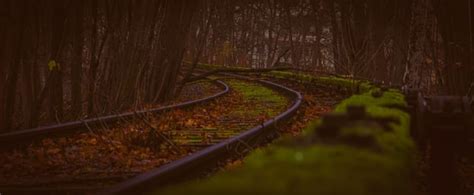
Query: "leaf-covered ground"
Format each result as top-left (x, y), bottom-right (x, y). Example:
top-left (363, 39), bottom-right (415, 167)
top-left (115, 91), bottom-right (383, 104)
top-left (416, 145), bottom-right (474, 194)
top-left (459, 157), bottom-right (474, 193)
top-left (172, 80), bottom-right (224, 103)
top-left (37, 80), bottom-right (224, 128)
top-left (0, 79), bottom-right (288, 188)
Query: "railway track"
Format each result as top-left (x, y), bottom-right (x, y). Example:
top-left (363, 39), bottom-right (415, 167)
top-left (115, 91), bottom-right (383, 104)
top-left (0, 76), bottom-right (303, 194)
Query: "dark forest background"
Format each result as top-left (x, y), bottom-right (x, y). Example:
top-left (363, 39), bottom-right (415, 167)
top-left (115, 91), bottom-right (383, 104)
top-left (0, 0), bottom-right (473, 131)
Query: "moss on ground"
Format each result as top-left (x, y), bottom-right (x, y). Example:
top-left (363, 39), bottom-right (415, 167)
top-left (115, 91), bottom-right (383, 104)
top-left (170, 79), bottom-right (288, 146)
top-left (196, 63), bottom-right (250, 71)
top-left (160, 145), bottom-right (412, 195)
top-left (227, 80), bottom-right (287, 117)
top-left (263, 70), bottom-right (373, 92)
top-left (156, 65), bottom-right (415, 195)
top-left (196, 63), bottom-right (373, 92)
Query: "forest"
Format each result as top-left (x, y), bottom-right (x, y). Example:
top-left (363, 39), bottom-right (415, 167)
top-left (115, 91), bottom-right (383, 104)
top-left (0, 0), bottom-right (473, 195)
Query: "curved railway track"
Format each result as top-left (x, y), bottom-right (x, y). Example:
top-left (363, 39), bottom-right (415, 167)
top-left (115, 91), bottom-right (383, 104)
top-left (0, 76), bottom-right (303, 194)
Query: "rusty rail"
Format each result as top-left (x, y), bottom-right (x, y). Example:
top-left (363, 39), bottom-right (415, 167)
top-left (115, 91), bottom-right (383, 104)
top-left (0, 80), bottom-right (229, 148)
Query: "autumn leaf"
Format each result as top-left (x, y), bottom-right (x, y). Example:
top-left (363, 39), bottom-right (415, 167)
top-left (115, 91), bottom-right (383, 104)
top-left (184, 119), bottom-right (195, 127)
top-left (47, 60), bottom-right (60, 71)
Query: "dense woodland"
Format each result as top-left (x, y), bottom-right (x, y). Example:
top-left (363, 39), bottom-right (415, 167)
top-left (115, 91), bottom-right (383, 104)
top-left (0, 0), bottom-right (473, 131)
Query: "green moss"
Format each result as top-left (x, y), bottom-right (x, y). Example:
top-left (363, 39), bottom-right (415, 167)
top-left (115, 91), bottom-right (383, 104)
top-left (196, 63), bottom-right (372, 92)
top-left (160, 146), bottom-right (413, 195)
top-left (196, 63), bottom-right (249, 71)
top-left (229, 80), bottom-right (285, 104)
top-left (226, 79), bottom-right (288, 117)
top-left (263, 70), bottom-right (374, 92)
top-left (343, 92), bottom-right (413, 157)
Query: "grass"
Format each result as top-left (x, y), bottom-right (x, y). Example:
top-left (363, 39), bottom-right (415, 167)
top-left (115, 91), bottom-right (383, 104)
top-left (155, 65), bottom-right (415, 195)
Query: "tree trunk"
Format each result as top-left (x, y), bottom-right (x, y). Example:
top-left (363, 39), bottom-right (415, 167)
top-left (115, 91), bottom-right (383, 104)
top-left (3, 0), bottom-right (25, 131)
top-left (49, 0), bottom-right (66, 122)
top-left (71, 1), bottom-right (84, 118)
top-left (154, 0), bottom-right (199, 103)
top-left (327, 0), bottom-right (343, 73)
top-left (87, 0), bottom-right (99, 115)
top-left (432, 0), bottom-right (474, 94)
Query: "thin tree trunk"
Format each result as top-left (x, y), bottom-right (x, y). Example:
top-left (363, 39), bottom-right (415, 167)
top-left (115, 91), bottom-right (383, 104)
top-left (49, 0), bottom-right (66, 122)
top-left (71, 1), bottom-right (84, 118)
top-left (154, 0), bottom-right (199, 103)
top-left (327, 0), bottom-right (343, 73)
top-left (3, 0), bottom-right (26, 130)
top-left (87, 0), bottom-right (99, 115)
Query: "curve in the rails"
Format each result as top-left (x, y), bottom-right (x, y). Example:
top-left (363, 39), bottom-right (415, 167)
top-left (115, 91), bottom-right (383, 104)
top-left (0, 80), bottom-right (229, 147)
top-left (102, 76), bottom-right (302, 194)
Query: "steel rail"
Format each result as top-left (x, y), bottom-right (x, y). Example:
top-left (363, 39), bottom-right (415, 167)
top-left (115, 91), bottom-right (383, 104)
top-left (101, 75), bottom-right (302, 194)
top-left (0, 80), bottom-right (229, 147)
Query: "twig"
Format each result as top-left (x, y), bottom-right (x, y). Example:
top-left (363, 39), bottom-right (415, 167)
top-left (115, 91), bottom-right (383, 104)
top-left (467, 82), bottom-right (474, 97)
top-left (134, 111), bottom-right (182, 153)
